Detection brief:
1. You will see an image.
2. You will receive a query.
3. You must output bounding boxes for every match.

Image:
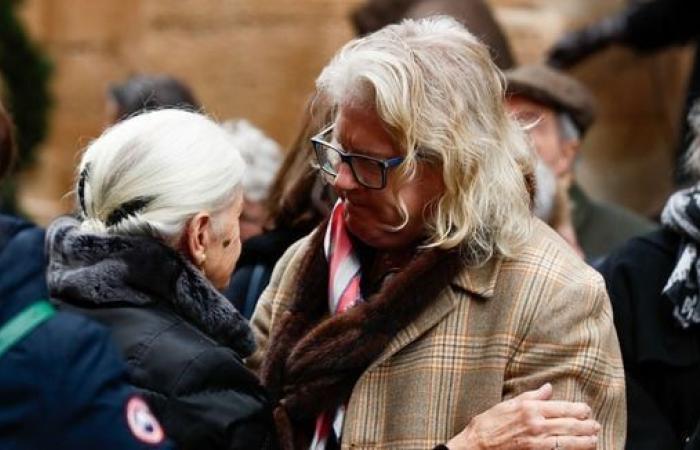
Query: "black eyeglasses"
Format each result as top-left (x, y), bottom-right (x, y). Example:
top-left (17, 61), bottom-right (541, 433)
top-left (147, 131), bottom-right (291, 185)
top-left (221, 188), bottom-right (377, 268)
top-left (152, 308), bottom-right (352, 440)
top-left (310, 125), bottom-right (405, 190)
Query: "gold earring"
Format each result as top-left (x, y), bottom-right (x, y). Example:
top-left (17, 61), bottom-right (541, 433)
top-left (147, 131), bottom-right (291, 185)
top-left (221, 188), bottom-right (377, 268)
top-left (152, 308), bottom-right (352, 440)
top-left (198, 254), bottom-right (207, 270)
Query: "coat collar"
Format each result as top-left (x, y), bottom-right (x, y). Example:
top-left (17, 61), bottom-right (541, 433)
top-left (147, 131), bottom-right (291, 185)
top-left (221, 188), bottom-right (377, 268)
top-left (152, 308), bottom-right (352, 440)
top-left (45, 216), bottom-right (255, 357)
top-left (261, 224), bottom-right (466, 449)
top-left (368, 288), bottom-right (458, 371)
top-left (450, 254), bottom-right (503, 299)
top-left (368, 254), bottom-right (503, 371)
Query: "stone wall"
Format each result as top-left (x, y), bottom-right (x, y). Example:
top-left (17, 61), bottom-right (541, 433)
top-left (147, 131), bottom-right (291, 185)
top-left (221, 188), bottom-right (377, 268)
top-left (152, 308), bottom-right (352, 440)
top-left (14, 0), bottom-right (694, 223)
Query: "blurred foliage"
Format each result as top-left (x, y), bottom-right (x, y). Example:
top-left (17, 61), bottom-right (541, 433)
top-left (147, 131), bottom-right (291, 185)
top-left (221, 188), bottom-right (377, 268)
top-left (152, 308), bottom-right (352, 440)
top-left (0, 0), bottom-right (52, 214)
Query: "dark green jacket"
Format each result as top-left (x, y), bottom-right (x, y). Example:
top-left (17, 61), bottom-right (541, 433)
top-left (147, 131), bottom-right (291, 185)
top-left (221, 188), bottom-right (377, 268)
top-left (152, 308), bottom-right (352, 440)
top-left (571, 183), bottom-right (657, 261)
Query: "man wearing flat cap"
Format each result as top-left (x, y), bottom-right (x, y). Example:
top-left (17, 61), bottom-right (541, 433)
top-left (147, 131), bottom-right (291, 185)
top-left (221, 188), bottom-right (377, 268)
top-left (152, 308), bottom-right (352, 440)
top-left (505, 63), bottom-right (655, 261)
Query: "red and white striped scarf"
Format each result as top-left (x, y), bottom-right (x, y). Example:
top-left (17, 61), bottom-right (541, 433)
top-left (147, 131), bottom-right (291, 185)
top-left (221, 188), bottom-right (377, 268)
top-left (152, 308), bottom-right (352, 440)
top-left (309, 201), bottom-right (363, 450)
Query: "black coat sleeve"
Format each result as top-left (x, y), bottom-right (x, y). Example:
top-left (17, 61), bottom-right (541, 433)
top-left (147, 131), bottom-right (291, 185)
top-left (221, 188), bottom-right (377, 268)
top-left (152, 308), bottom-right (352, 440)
top-left (620, 0), bottom-right (700, 51)
top-left (48, 316), bottom-right (175, 450)
top-left (159, 346), bottom-right (277, 450)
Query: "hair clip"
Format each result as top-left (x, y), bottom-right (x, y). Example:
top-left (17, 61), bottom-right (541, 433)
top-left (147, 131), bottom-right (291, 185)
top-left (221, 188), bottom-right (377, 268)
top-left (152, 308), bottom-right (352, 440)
top-left (77, 163), bottom-right (91, 214)
top-left (106, 196), bottom-right (155, 227)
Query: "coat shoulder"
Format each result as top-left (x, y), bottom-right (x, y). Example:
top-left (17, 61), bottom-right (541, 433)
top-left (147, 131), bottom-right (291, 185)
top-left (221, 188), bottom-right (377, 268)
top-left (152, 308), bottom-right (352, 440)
top-left (125, 306), bottom-right (257, 394)
top-left (505, 218), bottom-right (604, 287)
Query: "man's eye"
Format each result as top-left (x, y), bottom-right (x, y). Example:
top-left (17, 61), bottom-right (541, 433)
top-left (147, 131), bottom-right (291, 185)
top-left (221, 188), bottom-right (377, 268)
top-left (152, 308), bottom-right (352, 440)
top-left (516, 112), bottom-right (540, 123)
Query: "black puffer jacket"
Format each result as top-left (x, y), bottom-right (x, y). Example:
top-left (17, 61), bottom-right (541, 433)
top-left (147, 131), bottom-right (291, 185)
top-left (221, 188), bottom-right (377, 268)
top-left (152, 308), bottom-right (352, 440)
top-left (46, 216), bottom-right (277, 450)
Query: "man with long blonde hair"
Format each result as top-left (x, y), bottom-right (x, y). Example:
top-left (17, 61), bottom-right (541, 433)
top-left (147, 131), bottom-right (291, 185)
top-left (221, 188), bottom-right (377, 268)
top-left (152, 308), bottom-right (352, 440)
top-left (250, 16), bottom-right (625, 450)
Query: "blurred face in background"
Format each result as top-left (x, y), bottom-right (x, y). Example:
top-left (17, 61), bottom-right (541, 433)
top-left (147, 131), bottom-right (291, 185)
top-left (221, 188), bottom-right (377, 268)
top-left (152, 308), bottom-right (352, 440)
top-left (506, 95), bottom-right (576, 179)
top-left (239, 197), bottom-right (267, 243)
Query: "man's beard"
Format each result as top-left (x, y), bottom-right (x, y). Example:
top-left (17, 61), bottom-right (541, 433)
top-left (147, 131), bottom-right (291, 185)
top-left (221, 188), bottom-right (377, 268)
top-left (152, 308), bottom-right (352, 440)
top-left (533, 157), bottom-right (557, 223)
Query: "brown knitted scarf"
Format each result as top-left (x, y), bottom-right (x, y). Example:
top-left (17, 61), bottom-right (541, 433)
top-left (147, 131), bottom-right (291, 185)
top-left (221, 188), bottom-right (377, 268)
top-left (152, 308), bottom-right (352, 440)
top-left (260, 222), bottom-right (466, 450)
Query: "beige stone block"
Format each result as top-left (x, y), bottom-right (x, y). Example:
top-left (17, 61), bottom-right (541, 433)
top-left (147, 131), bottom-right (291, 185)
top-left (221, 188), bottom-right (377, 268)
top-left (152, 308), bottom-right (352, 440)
top-left (133, 5), bottom-right (359, 147)
top-left (578, 117), bottom-right (674, 217)
top-left (17, 50), bottom-right (127, 223)
top-left (494, 7), bottom-right (566, 64)
top-left (14, 0), bottom-right (691, 222)
top-left (489, 0), bottom-right (629, 63)
top-left (575, 47), bottom-right (692, 215)
top-left (17, 0), bottom-right (365, 222)
top-left (52, 50), bottom-right (129, 118)
top-left (18, 142), bottom-right (77, 225)
top-left (17, 0), bottom-right (49, 42)
top-left (18, 106), bottom-right (109, 224)
top-left (43, 0), bottom-right (141, 46)
top-left (142, 0), bottom-right (361, 25)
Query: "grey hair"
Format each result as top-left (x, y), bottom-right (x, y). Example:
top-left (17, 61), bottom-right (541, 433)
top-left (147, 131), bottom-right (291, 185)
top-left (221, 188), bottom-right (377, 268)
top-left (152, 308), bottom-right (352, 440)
top-left (533, 156), bottom-right (557, 222)
top-left (221, 119), bottom-right (282, 202)
top-left (557, 112), bottom-right (580, 142)
top-left (315, 16), bottom-right (534, 263)
top-left (76, 109), bottom-right (245, 245)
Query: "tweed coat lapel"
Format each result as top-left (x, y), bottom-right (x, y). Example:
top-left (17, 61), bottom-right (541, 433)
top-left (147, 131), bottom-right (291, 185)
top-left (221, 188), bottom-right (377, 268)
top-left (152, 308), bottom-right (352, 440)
top-left (367, 255), bottom-right (503, 371)
top-left (260, 223), bottom-right (470, 449)
top-left (451, 255), bottom-right (503, 297)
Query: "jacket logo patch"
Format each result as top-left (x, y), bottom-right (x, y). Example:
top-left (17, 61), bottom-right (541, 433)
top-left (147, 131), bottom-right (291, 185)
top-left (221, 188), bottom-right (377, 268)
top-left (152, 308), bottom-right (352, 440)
top-left (126, 395), bottom-right (165, 445)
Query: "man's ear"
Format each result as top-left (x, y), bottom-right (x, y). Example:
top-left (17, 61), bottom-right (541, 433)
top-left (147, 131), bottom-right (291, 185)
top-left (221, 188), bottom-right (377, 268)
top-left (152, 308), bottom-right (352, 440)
top-left (182, 212), bottom-right (212, 266)
top-left (556, 139), bottom-right (580, 178)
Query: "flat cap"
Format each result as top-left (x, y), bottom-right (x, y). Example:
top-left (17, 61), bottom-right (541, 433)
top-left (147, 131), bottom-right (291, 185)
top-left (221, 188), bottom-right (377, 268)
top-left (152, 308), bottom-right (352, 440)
top-left (505, 64), bottom-right (597, 135)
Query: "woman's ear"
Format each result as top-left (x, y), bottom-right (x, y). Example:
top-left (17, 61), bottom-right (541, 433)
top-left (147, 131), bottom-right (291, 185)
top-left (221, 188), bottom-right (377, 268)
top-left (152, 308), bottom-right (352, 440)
top-left (182, 212), bottom-right (213, 267)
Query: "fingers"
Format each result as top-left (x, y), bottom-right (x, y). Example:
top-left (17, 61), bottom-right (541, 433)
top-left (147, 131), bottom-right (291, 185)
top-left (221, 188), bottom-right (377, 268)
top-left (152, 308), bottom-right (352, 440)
top-left (542, 418), bottom-right (600, 437)
top-left (514, 383), bottom-right (553, 401)
top-left (538, 400), bottom-right (592, 420)
top-left (544, 435), bottom-right (598, 450)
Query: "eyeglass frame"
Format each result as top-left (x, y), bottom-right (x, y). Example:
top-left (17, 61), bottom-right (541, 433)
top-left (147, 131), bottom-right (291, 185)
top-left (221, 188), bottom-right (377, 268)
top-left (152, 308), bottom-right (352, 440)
top-left (310, 124), bottom-right (405, 190)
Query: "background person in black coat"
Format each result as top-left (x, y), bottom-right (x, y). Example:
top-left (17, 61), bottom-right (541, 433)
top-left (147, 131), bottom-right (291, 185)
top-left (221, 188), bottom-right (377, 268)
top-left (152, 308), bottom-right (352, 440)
top-left (0, 101), bottom-right (173, 450)
top-left (599, 102), bottom-right (700, 450)
top-left (47, 109), bottom-right (276, 450)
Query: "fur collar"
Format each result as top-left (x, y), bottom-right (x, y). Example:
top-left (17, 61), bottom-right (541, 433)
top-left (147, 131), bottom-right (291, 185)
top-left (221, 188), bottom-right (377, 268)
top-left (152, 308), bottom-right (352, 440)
top-left (46, 216), bottom-right (255, 357)
top-left (261, 219), bottom-right (466, 449)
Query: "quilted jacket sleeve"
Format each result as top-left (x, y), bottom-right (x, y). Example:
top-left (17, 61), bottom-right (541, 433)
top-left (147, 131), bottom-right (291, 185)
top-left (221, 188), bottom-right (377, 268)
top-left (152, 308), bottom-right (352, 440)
top-left (160, 346), bottom-right (277, 450)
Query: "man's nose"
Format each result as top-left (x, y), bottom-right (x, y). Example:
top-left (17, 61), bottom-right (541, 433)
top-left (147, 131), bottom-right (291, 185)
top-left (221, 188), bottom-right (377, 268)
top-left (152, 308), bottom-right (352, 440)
top-left (333, 162), bottom-right (360, 191)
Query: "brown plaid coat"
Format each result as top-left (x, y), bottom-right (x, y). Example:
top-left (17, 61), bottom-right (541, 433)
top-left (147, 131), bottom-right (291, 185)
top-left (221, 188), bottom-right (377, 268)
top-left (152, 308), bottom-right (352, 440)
top-left (249, 220), bottom-right (626, 449)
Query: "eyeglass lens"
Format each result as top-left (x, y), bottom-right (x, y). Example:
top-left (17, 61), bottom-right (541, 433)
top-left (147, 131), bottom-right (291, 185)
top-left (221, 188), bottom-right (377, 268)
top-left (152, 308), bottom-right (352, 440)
top-left (315, 142), bottom-right (384, 188)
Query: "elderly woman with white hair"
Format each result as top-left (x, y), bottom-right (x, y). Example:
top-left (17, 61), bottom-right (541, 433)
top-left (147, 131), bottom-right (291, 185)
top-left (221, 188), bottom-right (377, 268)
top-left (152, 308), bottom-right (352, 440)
top-left (250, 17), bottom-right (625, 450)
top-left (46, 110), bottom-right (275, 450)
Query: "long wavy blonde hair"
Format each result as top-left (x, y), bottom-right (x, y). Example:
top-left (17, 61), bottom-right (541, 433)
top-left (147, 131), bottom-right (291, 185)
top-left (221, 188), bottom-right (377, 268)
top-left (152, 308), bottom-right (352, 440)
top-left (316, 16), bottom-right (534, 264)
